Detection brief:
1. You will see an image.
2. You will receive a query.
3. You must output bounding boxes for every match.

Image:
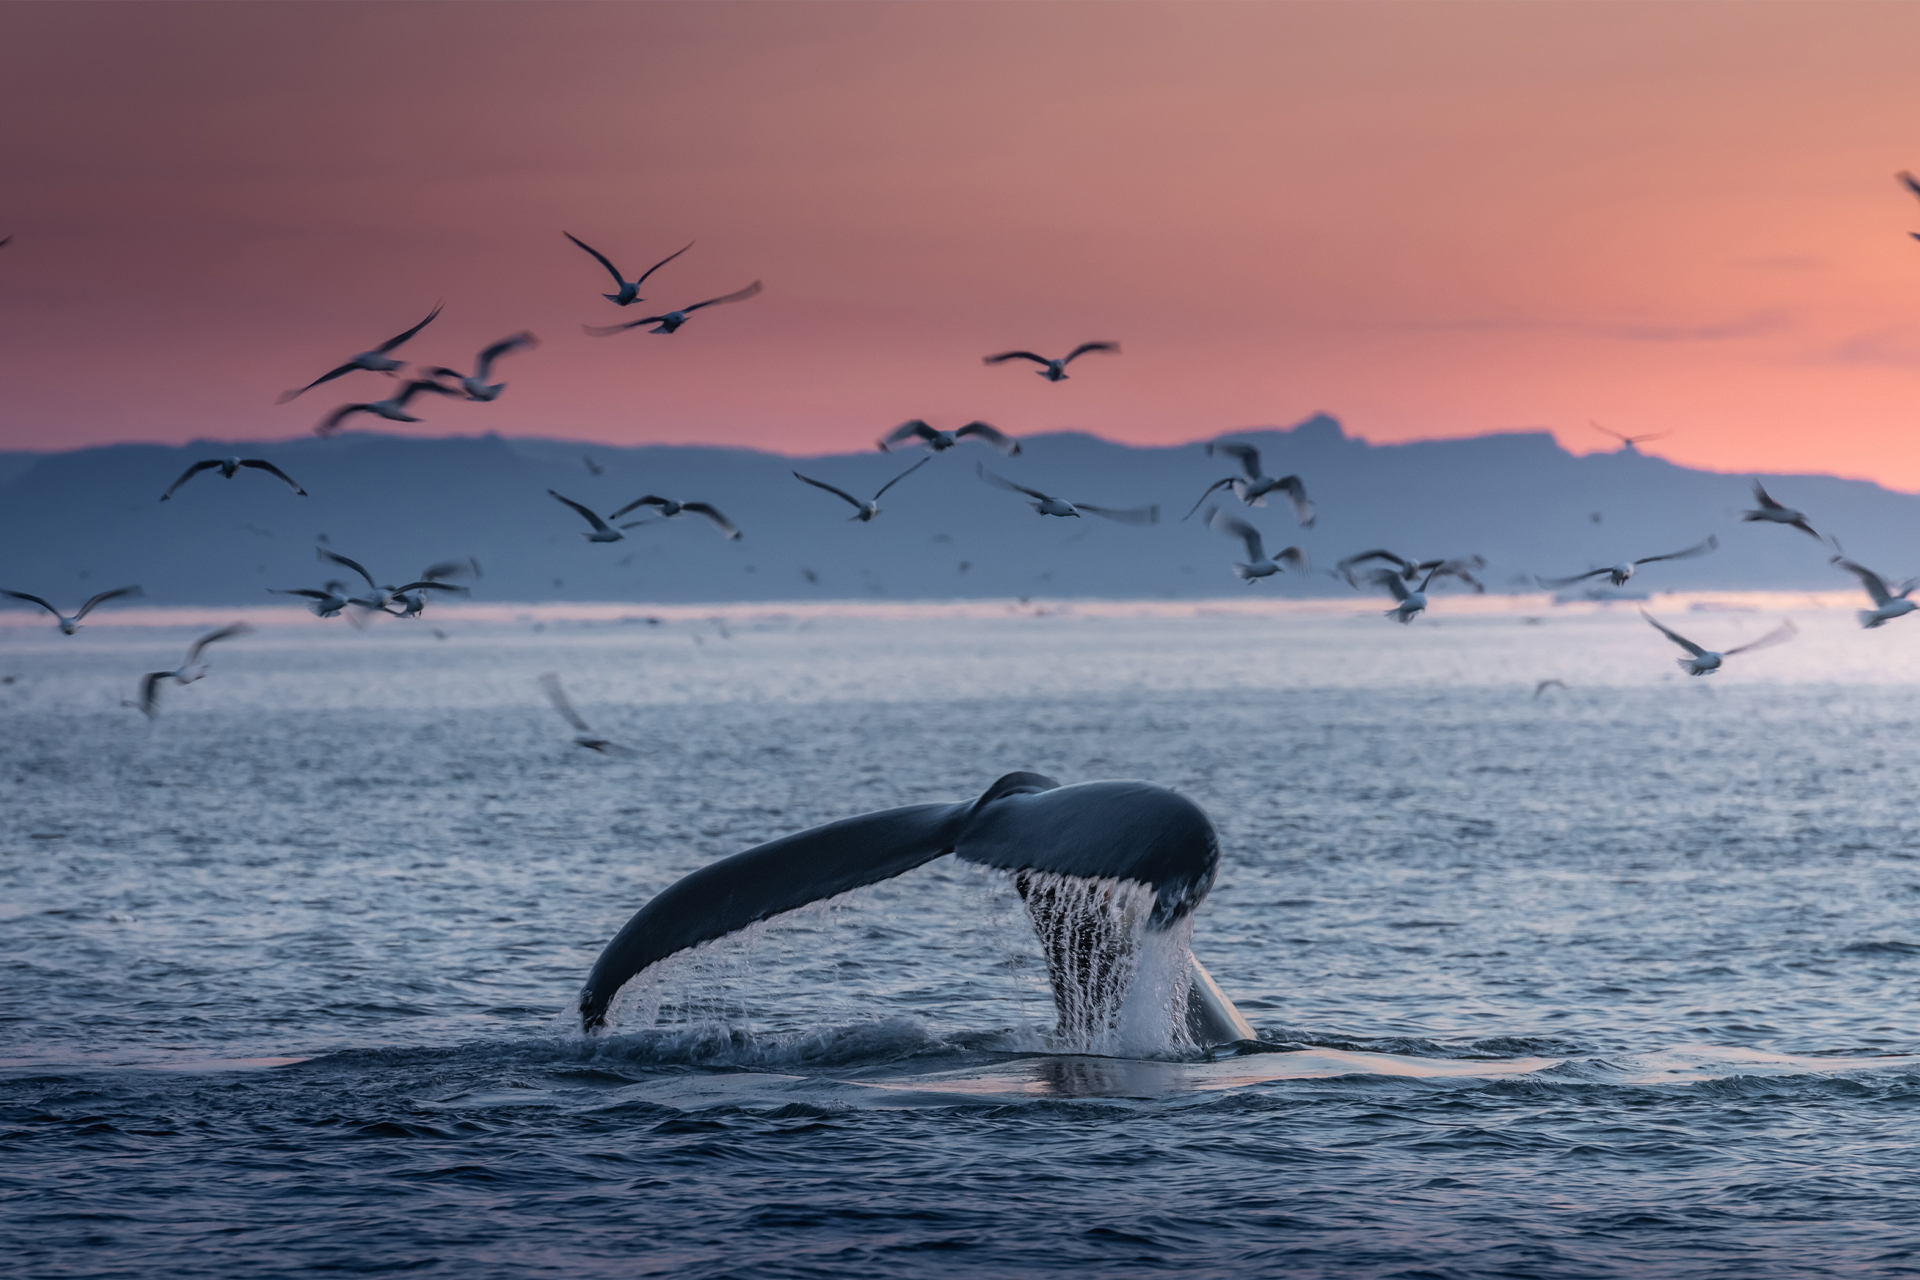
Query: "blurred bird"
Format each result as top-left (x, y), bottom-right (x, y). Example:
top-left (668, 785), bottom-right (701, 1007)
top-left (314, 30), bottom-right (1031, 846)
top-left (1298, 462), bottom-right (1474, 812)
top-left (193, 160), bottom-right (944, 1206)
top-left (316, 549), bottom-right (468, 617)
top-left (793, 457), bottom-right (930, 522)
top-left (1741, 481), bottom-right (1823, 541)
top-left (550, 490), bottom-right (626, 542)
top-left (278, 305), bottom-right (442, 402)
top-left (159, 457), bottom-right (307, 502)
top-left (1592, 421), bottom-right (1668, 453)
top-left (1372, 568), bottom-right (1434, 625)
top-left (1641, 610), bottom-right (1797, 675)
top-left (979, 465), bottom-right (1158, 524)
top-left (314, 378), bottom-right (460, 437)
top-left (584, 281), bottom-right (763, 335)
top-left (134, 624), bottom-right (251, 719)
top-left (607, 495), bottom-right (742, 540)
top-left (1535, 536), bottom-right (1718, 589)
top-left (427, 332), bottom-right (537, 401)
top-left (1184, 442), bottom-right (1314, 526)
top-left (1897, 172), bottom-right (1920, 241)
top-left (583, 455), bottom-right (604, 476)
top-left (1533, 679), bottom-right (1567, 699)
top-left (1, 585), bottom-right (143, 634)
top-left (1338, 550), bottom-right (1487, 593)
top-left (1204, 506), bottom-right (1307, 582)
top-left (271, 581), bottom-right (352, 618)
top-left (0, 236), bottom-right (11, 249)
top-left (982, 342), bottom-right (1119, 382)
top-left (1833, 556), bottom-right (1919, 629)
top-left (877, 420), bottom-right (1021, 455)
top-left (539, 672), bottom-right (632, 754)
top-left (563, 234), bottom-right (692, 306)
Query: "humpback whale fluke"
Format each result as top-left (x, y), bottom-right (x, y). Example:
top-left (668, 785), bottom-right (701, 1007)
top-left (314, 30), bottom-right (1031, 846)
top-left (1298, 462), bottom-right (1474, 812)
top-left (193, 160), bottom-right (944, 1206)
top-left (578, 772), bottom-right (1256, 1048)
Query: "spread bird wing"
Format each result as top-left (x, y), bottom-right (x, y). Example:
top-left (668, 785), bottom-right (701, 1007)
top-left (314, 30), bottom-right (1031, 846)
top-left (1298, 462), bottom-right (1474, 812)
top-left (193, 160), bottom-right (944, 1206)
top-left (539, 672), bottom-right (594, 734)
top-left (682, 503), bottom-right (742, 540)
top-left (159, 459), bottom-right (223, 500)
top-left (1901, 171), bottom-right (1920, 202)
top-left (1207, 506), bottom-right (1264, 561)
top-left (1535, 568), bottom-right (1610, 589)
top-left (394, 378), bottom-right (459, 407)
top-left (1371, 570), bottom-right (1412, 603)
top-left (1181, 477), bottom-right (1237, 521)
top-left (473, 332), bottom-right (537, 380)
top-left (1205, 441), bottom-right (1261, 480)
top-left (583, 315), bottom-right (668, 336)
top-left (185, 623), bottom-right (253, 665)
top-left (277, 362), bottom-right (361, 404)
top-left (75, 585), bottom-right (143, 619)
top-left (238, 460), bottom-right (307, 495)
top-left (608, 495), bottom-right (672, 521)
top-left (389, 581), bottom-right (470, 596)
top-left (374, 304), bottom-right (442, 354)
top-left (1078, 502), bottom-right (1159, 526)
top-left (1834, 557), bottom-right (1894, 607)
top-left (872, 455), bottom-right (930, 499)
top-left (793, 471), bottom-right (865, 509)
top-left (271, 588), bottom-right (333, 601)
top-left (1723, 618), bottom-right (1798, 658)
top-left (548, 489), bottom-right (613, 533)
top-left (1749, 480), bottom-right (1786, 511)
top-left (953, 421), bottom-right (1021, 455)
top-left (0, 590), bottom-right (60, 618)
top-left (982, 351), bottom-right (1050, 366)
top-left (564, 232), bottom-right (626, 285)
top-left (318, 549), bottom-right (379, 592)
top-left (1636, 535), bottom-right (1718, 566)
top-left (878, 420), bottom-right (940, 450)
top-left (1640, 610), bottom-right (1708, 658)
top-left (681, 280), bottom-right (763, 313)
top-left (1062, 341), bottom-right (1119, 364)
top-left (633, 241), bottom-right (694, 290)
top-left (137, 671), bottom-right (168, 719)
top-left (314, 404), bottom-right (366, 437)
top-left (978, 465), bottom-right (1048, 502)
top-left (1273, 474), bottom-right (1314, 527)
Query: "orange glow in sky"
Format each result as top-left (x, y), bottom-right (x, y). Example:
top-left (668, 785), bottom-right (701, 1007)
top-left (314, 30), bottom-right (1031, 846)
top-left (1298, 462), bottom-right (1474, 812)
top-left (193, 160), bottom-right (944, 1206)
top-left (7, 2), bottom-right (1920, 485)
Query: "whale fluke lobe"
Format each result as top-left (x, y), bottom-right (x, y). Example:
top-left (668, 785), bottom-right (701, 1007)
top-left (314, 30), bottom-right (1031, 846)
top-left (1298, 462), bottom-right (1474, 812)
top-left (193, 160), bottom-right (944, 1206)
top-left (578, 773), bottom-right (1251, 1046)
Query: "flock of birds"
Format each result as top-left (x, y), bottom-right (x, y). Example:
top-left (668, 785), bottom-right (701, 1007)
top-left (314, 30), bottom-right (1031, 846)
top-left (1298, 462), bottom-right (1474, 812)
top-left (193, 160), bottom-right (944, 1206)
top-left (3, 198), bottom-right (1918, 730)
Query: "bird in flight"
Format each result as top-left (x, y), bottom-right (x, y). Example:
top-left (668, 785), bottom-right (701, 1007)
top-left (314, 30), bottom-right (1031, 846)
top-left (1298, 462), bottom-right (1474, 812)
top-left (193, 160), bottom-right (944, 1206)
top-left (278, 305), bottom-right (442, 402)
top-left (1, 585), bottom-right (143, 634)
top-left (271, 580), bottom-right (353, 618)
top-left (793, 457), bottom-right (930, 522)
top-left (1833, 556), bottom-right (1919, 629)
top-left (1336, 550), bottom-right (1486, 593)
top-left (979, 466), bottom-right (1158, 524)
top-left (1204, 506), bottom-right (1307, 582)
top-left (1741, 481), bottom-right (1823, 541)
top-left (134, 624), bottom-right (251, 719)
top-left (1641, 610), bottom-right (1797, 675)
top-left (1591, 421), bottom-right (1669, 453)
top-left (1535, 536), bottom-right (1717, 589)
top-left (1371, 568), bottom-right (1438, 625)
top-left (539, 672), bottom-right (633, 754)
top-left (1184, 442), bottom-right (1314, 526)
top-left (877, 420), bottom-right (1021, 455)
top-left (982, 342), bottom-right (1119, 382)
top-left (584, 281), bottom-right (763, 335)
top-left (428, 332), bottom-right (537, 401)
top-left (1533, 679), bottom-right (1567, 699)
top-left (606, 495), bottom-right (742, 540)
top-left (159, 457), bottom-right (307, 502)
top-left (563, 234), bottom-right (693, 307)
top-left (549, 490), bottom-right (627, 542)
top-left (314, 378), bottom-right (460, 437)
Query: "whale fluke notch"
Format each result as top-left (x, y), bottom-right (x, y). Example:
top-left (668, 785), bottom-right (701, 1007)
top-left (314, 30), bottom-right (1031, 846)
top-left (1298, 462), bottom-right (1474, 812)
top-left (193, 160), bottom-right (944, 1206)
top-left (577, 772), bottom-right (1252, 1045)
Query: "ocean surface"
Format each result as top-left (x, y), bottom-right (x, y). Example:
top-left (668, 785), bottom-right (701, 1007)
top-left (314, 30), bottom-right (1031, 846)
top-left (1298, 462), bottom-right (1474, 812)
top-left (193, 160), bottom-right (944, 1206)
top-left (5, 601), bottom-right (1920, 1277)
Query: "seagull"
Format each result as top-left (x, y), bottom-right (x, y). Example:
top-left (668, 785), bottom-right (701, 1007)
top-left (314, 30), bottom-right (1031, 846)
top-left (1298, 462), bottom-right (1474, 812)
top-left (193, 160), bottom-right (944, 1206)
top-left (793, 457), bottom-right (930, 522)
top-left (1642, 610), bottom-right (1797, 675)
top-left (563, 234), bottom-right (693, 307)
top-left (583, 455), bottom-right (604, 476)
top-left (1833, 556), bottom-right (1919, 629)
top-left (316, 549), bottom-right (468, 616)
top-left (278, 305), bottom-right (442, 402)
top-left (1592, 421), bottom-right (1668, 453)
top-left (606, 496), bottom-right (742, 540)
top-left (1337, 550), bottom-right (1487, 593)
top-left (550, 490), bottom-right (626, 541)
top-left (1204, 506), bottom-right (1307, 582)
top-left (314, 378), bottom-right (460, 438)
top-left (159, 457), bottom-right (307, 501)
top-left (1533, 678), bottom-right (1567, 699)
top-left (1535, 536), bottom-right (1718, 589)
top-left (271, 580), bottom-right (353, 618)
top-left (877, 420), bottom-right (1021, 455)
top-left (1897, 172), bottom-right (1920, 242)
top-left (1, 585), bottom-right (143, 634)
top-left (427, 332), bottom-right (537, 401)
top-left (1370, 567), bottom-right (1444, 624)
top-left (584, 281), bottom-right (763, 336)
top-left (1741, 481), bottom-right (1823, 541)
top-left (982, 342), bottom-right (1119, 382)
top-left (979, 465), bottom-right (1158, 524)
top-left (1183, 442), bottom-right (1314, 526)
top-left (134, 624), bottom-right (251, 719)
top-left (539, 672), bottom-right (631, 754)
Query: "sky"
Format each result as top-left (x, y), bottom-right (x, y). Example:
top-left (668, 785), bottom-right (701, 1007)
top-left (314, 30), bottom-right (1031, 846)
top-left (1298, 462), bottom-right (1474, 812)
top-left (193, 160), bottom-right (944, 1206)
top-left (7, 2), bottom-right (1920, 486)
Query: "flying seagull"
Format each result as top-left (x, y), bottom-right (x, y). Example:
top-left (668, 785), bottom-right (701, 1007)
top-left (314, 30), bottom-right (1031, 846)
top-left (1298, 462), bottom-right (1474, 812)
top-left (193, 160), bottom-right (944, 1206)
top-left (563, 234), bottom-right (693, 307)
top-left (1183, 442), bottom-right (1314, 526)
top-left (1533, 678), bottom-right (1567, 699)
top-left (278, 305), bottom-right (442, 403)
top-left (550, 490), bottom-right (626, 542)
top-left (271, 580), bottom-right (353, 618)
top-left (584, 281), bottom-right (763, 336)
top-left (877, 420), bottom-right (1021, 455)
top-left (607, 496), bottom-right (742, 540)
top-left (1535, 535), bottom-right (1718, 589)
top-left (1204, 506), bottom-right (1307, 582)
top-left (1833, 556), bottom-right (1919, 629)
top-left (979, 466), bottom-right (1158, 523)
top-left (427, 332), bottom-right (537, 401)
top-left (1642, 610), bottom-right (1797, 676)
top-left (134, 624), bottom-right (251, 719)
top-left (315, 548), bottom-right (466, 616)
top-left (793, 457), bottom-right (930, 522)
top-left (1741, 481), bottom-right (1822, 541)
top-left (1372, 568), bottom-right (1436, 625)
top-left (1592, 421), bottom-right (1668, 453)
top-left (982, 342), bottom-right (1119, 382)
top-left (314, 378), bottom-right (460, 438)
top-left (539, 672), bottom-right (632, 754)
top-left (2, 586), bottom-right (143, 634)
top-left (159, 457), bottom-right (307, 502)
top-left (1337, 550), bottom-right (1487, 593)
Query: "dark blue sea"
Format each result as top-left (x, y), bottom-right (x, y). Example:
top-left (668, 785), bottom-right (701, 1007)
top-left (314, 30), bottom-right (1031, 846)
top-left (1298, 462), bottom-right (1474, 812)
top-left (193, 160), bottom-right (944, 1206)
top-left (5, 605), bottom-right (1920, 1277)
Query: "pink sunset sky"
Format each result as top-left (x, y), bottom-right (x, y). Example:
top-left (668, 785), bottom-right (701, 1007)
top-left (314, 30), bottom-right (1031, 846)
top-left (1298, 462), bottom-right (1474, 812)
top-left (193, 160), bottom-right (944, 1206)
top-left (8, 2), bottom-right (1920, 485)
